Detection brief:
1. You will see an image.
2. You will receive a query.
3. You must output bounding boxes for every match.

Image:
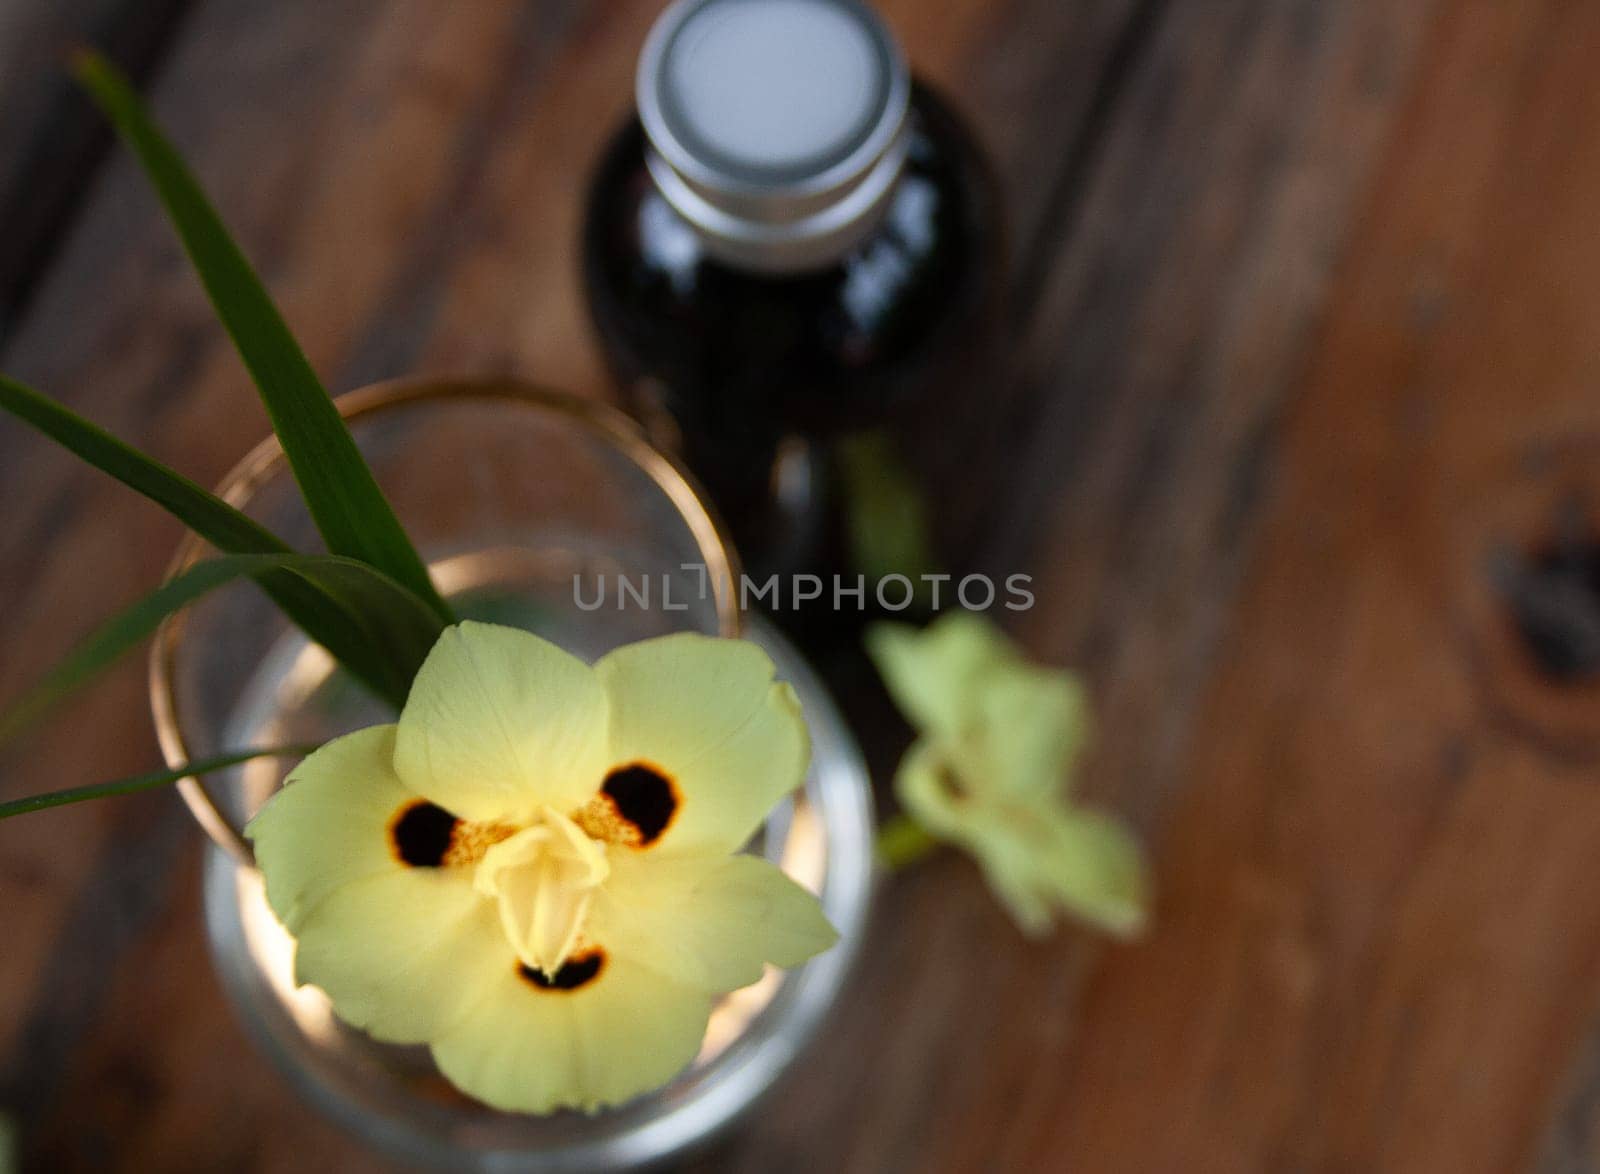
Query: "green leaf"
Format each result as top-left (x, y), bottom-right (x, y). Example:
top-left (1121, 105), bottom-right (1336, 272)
top-left (72, 51), bottom-right (451, 625)
top-left (0, 375), bottom-right (288, 553)
top-left (0, 744), bottom-right (317, 822)
top-left (0, 552), bottom-right (443, 748)
top-left (0, 375), bottom-right (437, 707)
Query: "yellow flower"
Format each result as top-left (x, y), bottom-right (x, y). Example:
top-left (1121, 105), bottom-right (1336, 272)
top-left (246, 621), bottom-right (837, 1114)
top-left (867, 612), bottom-right (1150, 939)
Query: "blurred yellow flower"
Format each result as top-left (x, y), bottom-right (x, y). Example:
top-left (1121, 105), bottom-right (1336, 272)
top-left (248, 622), bottom-right (836, 1114)
top-left (867, 612), bottom-right (1150, 939)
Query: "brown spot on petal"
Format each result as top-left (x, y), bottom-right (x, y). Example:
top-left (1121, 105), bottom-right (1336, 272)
top-left (517, 949), bottom-right (606, 991)
top-left (602, 763), bottom-right (678, 845)
top-left (573, 762), bottom-right (679, 848)
top-left (572, 767), bottom-right (678, 850)
top-left (391, 801), bottom-right (514, 868)
top-left (390, 801), bottom-right (457, 867)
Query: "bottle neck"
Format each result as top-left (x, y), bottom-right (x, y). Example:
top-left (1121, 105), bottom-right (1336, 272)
top-left (643, 118), bottom-right (911, 275)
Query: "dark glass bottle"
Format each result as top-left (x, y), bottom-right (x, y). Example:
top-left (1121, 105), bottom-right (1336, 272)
top-left (582, 0), bottom-right (1003, 616)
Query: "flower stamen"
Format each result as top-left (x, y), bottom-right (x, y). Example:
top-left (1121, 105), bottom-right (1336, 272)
top-left (475, 808), bottom-right (609, 977)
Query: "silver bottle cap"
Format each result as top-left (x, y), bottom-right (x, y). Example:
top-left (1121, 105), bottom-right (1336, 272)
top-left (637, 0), bottom-right (911, 273)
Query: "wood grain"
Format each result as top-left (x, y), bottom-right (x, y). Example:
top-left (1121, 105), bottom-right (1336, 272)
top-left (1002, 0), bottom-right (1600, 1170)
top-left (6, 0), bottom-right (1600, 1169)
top-left (0, 0), bottom-right (194, 335)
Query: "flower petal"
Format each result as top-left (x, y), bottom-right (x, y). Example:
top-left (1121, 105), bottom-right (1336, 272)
top-left (1034, 808), bottom-right (1151, 939)
top-left (246, 725), bottom-right (509, 1042)
top-left (893, 737), bottom-right (974, 843)
top-left (895, 739), bottom-right (1149, 938)
top-left (247, 725), bottom-right (413, 931)
top-left (394, 622), bottom-right (609, 821)
top-left (431, 951), bottom-right (713, 1114)
top-left (595, 634), bottom-right (809, 854)
top-left (865, 612), bottom-right (1013, 739)
top-left (589, 852), bottom-right (838, 992)
top-left (871, 612), bottom-right (1093, 800)
top-left (957, 664), bottom-right (1090, 801)
top-left (291, 869), bottom-right (510, 1043)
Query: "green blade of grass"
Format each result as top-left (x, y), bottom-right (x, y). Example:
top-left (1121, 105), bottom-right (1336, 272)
top-left (0, 552), bottom-right (443, 748)
top-left (73, 51), bottom-right (451, 625)
top-left (0, 374), bottom-right (291, 554)
top-left (0, 375), bottom-right (438, 707)
top-left (0, 744), bottom-right (317, 822)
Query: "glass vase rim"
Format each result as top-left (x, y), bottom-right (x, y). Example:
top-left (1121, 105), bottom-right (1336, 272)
top-left (147, 374), bottom-right (743, 865)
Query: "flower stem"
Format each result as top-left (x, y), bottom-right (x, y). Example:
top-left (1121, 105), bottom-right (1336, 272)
top-left (875, 814), bottom-right (938, 871)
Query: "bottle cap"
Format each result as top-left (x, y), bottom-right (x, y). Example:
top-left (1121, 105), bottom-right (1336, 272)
top-left (637, 0), bottom-right (911, 272)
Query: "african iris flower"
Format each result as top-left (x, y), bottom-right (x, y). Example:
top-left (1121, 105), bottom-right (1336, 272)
top-left (867, 612), bottom-right (1149, 939)
top-left (247, 621), bottom-right (837, 1113)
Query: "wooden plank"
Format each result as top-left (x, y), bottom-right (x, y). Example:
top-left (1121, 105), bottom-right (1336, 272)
top-left (998, 0), bottom-right (1600, 1170)
top-left (0, 0), bottom-right (194, 336)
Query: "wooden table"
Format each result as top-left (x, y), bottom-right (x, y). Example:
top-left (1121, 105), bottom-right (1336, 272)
top-left (5, 0), bottom-right (1600, 1169)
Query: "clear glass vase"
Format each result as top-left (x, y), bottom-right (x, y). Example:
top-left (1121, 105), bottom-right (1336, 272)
top-left (147, 377), bottom-right (874, 1171)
